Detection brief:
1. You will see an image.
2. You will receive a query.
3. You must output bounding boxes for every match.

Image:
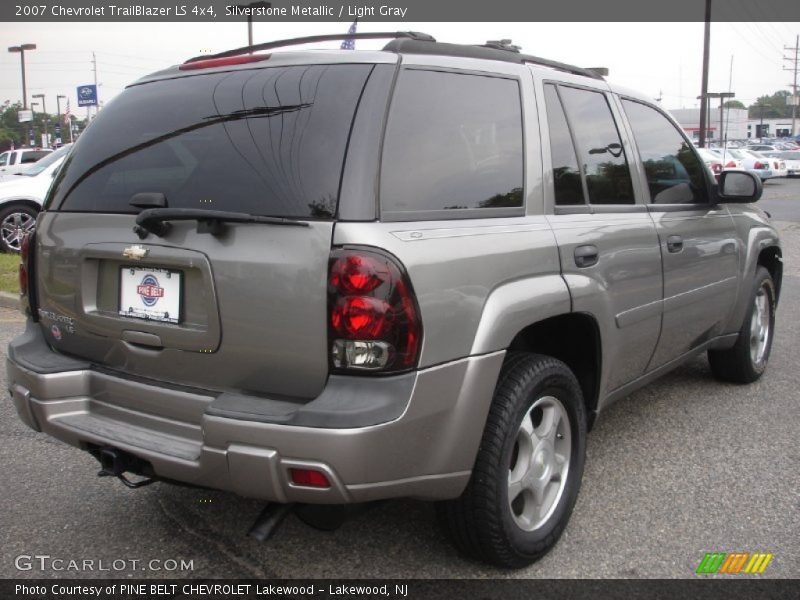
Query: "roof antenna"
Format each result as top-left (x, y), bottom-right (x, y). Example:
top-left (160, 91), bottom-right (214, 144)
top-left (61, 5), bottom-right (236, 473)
top-left (485, 39), bottom-right (521, 53)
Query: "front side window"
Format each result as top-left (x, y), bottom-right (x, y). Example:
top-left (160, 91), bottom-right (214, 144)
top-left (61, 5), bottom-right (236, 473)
top-left (380, 69), bottom-right (523, 217)
top-left (622, 99), bottom-right (708, 204)
top-left (558, 86), bottom-right (634, 205)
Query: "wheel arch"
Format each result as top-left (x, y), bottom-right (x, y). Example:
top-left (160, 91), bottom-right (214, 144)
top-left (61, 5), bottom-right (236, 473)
top-left (757, 245), bottom-right (782, 303)
top-left (507, 313), bottom-right (602, 429)
top-left (0, 197), bottom-right (43, 213)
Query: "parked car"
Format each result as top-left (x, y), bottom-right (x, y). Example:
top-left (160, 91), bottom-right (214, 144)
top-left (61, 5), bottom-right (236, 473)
top-left (727, 149), bottom-right (773, 180)
top-left (7, 34), bottom-right (781, 569)
top-left (768, 151), bottom-right (800, 176)
top-left (0, 148), bottom-right (52, 182)
top-left (710, 148), bottom-right (744, 171)
top-left (695, 148), bottom-right (723, 179)
top-left (0, 144), bottom-right (71, 252)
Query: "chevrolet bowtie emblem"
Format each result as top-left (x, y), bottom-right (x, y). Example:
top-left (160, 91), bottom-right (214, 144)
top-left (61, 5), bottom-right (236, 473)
top-left (122, 245), bottom-right (148, 260)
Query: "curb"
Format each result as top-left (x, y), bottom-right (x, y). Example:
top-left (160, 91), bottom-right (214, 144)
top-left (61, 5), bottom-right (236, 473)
top-left (0, 291), bottom-right (20, 310)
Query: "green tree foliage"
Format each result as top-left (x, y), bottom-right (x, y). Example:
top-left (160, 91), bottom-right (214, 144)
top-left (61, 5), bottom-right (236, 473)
top-left (723, 100), bottom-right (746, 109)
top-left (0, 100), bottom-right (83, 150)
top-left (748, 91), bottom-right (794, 119)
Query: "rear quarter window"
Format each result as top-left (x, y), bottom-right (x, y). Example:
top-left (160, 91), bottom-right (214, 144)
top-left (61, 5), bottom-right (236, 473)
top-left (380, 69), bottom-right (524, 220)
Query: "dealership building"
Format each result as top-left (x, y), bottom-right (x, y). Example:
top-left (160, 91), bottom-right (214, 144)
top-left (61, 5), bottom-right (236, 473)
top-left (667, 107), bottom-right (797, 140)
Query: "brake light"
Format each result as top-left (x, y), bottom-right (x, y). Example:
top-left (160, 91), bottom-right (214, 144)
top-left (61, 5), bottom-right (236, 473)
top-left (711, 163), bottom-right (722, 174)
top-left (725, 161), bottom-right (737, 168)
top-left (179, 54), bottom-right (271, 71)
top-left (774, 161), bottom-right (780, 169)
top-left (754, 161), bottom-right (765, 169)
top-left (328, 248), bottom-right (422, 373)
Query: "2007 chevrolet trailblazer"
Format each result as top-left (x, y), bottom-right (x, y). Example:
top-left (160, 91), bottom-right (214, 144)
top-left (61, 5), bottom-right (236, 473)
top-left (7, 32), bottom-right (782, 568)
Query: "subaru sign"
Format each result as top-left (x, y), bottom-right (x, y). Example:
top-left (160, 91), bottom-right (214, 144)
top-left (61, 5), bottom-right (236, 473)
top-left (77, 84), bottom-right (98, 107)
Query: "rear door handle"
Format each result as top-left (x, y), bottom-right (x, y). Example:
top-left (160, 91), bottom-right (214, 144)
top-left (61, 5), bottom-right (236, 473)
top-left (666, 235), bottom-right (683, 253)
top-left (574, 244), bottom-right (599, 268)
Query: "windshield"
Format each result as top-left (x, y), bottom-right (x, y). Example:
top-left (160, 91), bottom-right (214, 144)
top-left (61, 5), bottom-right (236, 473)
top-left (48, 64), bottom-right (375, 219)
top-left (23, 144), bottom-right (71, 177)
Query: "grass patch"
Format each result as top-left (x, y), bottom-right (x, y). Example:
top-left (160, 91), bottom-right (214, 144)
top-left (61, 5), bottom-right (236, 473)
top-left (0, 252), bottom-right (21, 295)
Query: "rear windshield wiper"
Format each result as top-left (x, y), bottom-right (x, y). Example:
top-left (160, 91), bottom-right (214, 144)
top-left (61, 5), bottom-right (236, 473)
top-left (134, 208), bottom-right (309, 239)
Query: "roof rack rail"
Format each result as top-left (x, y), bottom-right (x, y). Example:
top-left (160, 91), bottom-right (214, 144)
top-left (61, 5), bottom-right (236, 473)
top-left (381, 38), bottom-right (604, 80)
top-left (184, 31), bottom-right (436, 64)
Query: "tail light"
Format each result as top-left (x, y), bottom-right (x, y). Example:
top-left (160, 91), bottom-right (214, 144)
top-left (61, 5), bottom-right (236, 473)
top-left (774, 161), bottom-right (780, 169)
top-left (328, 247), bottom-right (422, 373)
top-left (711, 163), bottom-right (722, 174)
top-left (754, 161), bottom-right (765, 169)
top-left (19, 231), bottom-right (38, 321)
top-left (725, 161), bottom-right (737, 168)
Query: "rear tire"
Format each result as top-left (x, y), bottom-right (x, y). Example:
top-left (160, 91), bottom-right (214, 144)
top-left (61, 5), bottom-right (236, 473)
top-left (437, 353), bottom-right (587, 568)
top-left (0, 203), bottom-right (38, 253)
top-left (708, 266), bottom-right (776, 383)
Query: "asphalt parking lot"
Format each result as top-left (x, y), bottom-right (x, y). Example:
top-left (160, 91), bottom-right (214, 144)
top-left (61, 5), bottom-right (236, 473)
top-left (0, 180), bottom-right (798, 580)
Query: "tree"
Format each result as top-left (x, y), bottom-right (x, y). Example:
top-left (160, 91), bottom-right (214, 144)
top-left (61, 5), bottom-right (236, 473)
top-left (748, 91), bottom-right (794, 119)
top-left (724, 100), bottom-right (746, 109)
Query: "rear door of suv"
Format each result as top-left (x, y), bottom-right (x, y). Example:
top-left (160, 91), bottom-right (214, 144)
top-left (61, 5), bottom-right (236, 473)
top-left (36, 60), bottom-right (388, 401)
top-left (538, 76), bottom-right (664, 394)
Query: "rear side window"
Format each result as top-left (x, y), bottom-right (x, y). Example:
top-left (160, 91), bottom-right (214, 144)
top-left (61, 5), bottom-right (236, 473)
top-left (544, 85), bottom-right (584, 205)
top-left (622, 99), bottom-right (708, 204)
top-left (558, 86), bottom-right (634, 205)
top-left (50, 64), bottom-right (374, 219)
top-left (0, 153), bottom-right (8, 167)
top-left (380, 69), bottom-right (523, 219)
top-left (21, 150), bottom-right (49, 164)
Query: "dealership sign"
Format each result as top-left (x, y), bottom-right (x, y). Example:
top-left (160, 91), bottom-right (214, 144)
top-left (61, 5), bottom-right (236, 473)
top-left (77, 84), bottom-right (98, 107)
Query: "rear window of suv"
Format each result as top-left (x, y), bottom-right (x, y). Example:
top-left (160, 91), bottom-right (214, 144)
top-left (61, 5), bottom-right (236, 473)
top-left (380, 69), bottom-right (524, 220)
top-left (49, 64), bottom-right (374, 219)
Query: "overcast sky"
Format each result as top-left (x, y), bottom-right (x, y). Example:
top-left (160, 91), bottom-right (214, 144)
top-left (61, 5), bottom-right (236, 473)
top-left (1, 21), bottom-right (798, 118)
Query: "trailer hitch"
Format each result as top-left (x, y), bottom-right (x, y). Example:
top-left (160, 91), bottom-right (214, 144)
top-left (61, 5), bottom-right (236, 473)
top-left (93, 446), bottom-right (158, 489)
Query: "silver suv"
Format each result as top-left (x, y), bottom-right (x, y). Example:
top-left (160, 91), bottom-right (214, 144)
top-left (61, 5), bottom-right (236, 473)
top-left (7, 33), bottom-right (782, 568)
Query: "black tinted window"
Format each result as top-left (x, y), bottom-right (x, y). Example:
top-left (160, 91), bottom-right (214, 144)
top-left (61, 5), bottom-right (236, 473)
top-left (52, 64), bottom-right (374, 218)
top-left (21, 150), bottom-right (49, 164)
top-left (381, 69), bottom-right (523, 216)
top-left (623, 100), bottom-right (708, 204)
top-left (559, 86), bottom-right (634, 205)
top-left (544, 85), bottom-right (584, 205)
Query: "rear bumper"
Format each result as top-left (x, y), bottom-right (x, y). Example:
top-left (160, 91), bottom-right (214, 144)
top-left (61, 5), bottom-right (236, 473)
top-left (7, 322), bottom-right (504, 503)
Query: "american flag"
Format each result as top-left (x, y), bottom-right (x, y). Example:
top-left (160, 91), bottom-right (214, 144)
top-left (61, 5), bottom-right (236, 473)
top-left (340, 20), bottom-right (357, 50)
top-left (63, 98), bottom-right (71, 125)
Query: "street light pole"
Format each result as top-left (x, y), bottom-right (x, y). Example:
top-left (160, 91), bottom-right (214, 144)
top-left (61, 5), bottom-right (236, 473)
top-left (7, 43), bottom-right (36, 109)
top-left (32, 94), bottom-right (48, 148)
top-left (234, 2), bottom-right (271, 47)
top-left (56, 94), bottom-right (66, 145)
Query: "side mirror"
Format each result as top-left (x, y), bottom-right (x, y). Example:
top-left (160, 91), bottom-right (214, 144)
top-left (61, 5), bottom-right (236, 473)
top-left (717, 170), bottom-right (762, 203)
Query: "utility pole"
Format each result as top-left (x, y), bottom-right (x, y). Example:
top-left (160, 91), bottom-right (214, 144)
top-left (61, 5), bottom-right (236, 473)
top-left (784, 34), bottom-right (799, 137)
top-left (91, 51), bottom-right (99, 120)
top-left (698, 0), bottom-right (712, 148)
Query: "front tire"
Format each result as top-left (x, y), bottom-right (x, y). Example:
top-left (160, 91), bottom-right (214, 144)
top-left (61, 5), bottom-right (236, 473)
top-left (708, 266), bottom-right (776, 383)
top-left (0, 203), bottom-right (38, 253)
top-left (437, 353), bottom-right (587, 568)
